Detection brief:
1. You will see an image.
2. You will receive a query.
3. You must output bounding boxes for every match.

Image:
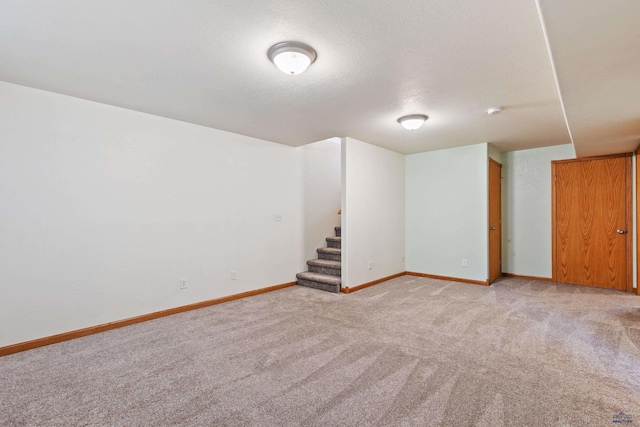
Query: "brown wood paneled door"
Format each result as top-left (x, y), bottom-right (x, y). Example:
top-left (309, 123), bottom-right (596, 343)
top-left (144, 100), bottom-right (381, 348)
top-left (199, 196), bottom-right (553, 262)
top-left (489, 158), bottom-right (502, 284)
top-left (552, 154), bottom-right (632, 291)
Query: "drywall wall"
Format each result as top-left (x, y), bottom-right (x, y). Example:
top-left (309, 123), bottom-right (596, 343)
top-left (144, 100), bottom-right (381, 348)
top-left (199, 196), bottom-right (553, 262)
top-left (342, 137), bottom-right (405, 288)
top-left (488, 143), bottom-right (503, 163)
top-left (300, 139), bottom-right (341, 263)
top-left (406, 143), bottom-right (489, 282)
top-left (0, 81), bottom-right (305, 347)
top-left (501, 144), bottom-right (575, 277)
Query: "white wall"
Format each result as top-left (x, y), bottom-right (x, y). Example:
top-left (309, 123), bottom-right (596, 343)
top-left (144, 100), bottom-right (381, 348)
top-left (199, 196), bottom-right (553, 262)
top-left (342, 137), bottom-right (405, 288)
top-left (501, 144), bottom-right (575, 277)
top-left (406, 143), bottom-right (489, 282)
top-left (0, 81), bottom-right (304, 347)
top-left (300, 139), bottom-right (341, 263)
top-left (488, 143), bottom-right (503, 163)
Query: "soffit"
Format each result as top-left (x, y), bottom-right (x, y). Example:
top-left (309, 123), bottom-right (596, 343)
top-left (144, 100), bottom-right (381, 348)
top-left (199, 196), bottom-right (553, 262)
top-left (0, 0), bottom-right (571, 154)
top-left (538, 0), bottom-right (640, 157)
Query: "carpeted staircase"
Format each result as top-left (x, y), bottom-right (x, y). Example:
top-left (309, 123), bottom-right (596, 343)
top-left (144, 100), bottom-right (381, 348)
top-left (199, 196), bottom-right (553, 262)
top-left (296, 226), bottom-right (341, 293)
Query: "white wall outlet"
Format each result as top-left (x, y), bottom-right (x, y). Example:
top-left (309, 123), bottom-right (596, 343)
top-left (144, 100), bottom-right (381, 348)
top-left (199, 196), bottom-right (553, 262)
top-left (274, 214), bottom-right (282, 221)
top-left (179, 278), bottom-right (188, 289)
top-left (401, 255), bottom-right (405, 262)
top-left (368, 261), bottom-right (372, 270)
top-left (231, 270), bottom-right (237, 280)
top-left (462, 259), bottom-right (468, 267)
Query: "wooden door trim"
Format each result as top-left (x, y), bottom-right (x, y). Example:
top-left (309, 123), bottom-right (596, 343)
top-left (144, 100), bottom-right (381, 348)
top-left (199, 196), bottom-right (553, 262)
top-left (625, 154), bottom-right (633, 292)
top-left (636, 145), bottom-right (640, 295)
top-left (551, 161), bottom-right (557, 283)
top-left (552, 153), bottom-right (633, 292)
top-left (488, 158), bottom-right (502, 284)
top-left (552, 152), bottom-right (632, 164)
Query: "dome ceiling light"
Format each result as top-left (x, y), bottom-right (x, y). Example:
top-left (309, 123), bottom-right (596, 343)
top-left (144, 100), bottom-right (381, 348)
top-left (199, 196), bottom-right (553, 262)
top-left (397, 114), bottom-right (429, 130)
top-left (267, 41), bottom-right (317, 75)
top-left (487, 107), bottom-right (502, 115)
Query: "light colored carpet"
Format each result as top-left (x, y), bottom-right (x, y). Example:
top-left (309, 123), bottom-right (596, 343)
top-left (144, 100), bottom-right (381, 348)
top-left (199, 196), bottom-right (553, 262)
top-left (1, 276), bottom-right (640, 426)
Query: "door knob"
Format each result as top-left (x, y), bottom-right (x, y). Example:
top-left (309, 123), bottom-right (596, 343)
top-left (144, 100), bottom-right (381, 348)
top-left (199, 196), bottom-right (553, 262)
top-left (490, 227), bottom-right (496, 231)
top-left (616, 229), bottom-right (627, 234)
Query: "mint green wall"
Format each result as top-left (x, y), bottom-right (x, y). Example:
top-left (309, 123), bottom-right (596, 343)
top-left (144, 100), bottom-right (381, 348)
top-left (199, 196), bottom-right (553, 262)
top-left (502, 144), bottom-right (575, 277)
top-left (406, 143), bottom-right (489, 282)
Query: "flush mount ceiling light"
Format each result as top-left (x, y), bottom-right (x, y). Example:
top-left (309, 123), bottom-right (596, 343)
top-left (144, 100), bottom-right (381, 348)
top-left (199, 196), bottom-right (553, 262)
top-left (487, 107), bottom-right (502, 115)
top-left (397, 114), bottom-right (429, 130)
top-left (267, 41), bottom-right (317, 75)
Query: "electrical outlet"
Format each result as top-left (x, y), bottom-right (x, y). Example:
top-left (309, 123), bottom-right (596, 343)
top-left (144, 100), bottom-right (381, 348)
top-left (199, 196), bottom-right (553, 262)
top-left (274, 214), bottom-right (282, 221)
top-left (462, 259), bottom-right (468, 267)
top-left (401, 255), bottom-right (405, 262)
top-left (179, 278), bottom-right (188, 289)
top-left (231, 270), bottom-right (237, 280)
top-left (368, 261), bottom-right (372, 270)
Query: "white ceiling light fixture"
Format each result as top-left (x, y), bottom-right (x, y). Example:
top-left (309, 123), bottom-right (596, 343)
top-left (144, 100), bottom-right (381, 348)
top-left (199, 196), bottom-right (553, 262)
top-left (487, 107), bottom-right (502, 115)
top-left (267, 41), bottom-right (317, 75)
top-left (397, 114), bottom-right (429, 130)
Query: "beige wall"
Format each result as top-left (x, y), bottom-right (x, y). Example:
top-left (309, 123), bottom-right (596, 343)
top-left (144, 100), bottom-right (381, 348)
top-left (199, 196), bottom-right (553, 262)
top-left (0, 81), bottom-right (306, 347)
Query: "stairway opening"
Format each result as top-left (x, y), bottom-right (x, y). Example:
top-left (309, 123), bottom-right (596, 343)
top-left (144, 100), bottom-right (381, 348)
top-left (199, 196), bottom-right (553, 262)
top-left (296, 226), bottom-right (341, 293)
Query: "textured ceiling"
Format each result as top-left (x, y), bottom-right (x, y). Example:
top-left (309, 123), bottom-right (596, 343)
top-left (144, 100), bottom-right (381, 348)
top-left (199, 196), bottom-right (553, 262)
top-left (0, 1), bottom-right (636, 155)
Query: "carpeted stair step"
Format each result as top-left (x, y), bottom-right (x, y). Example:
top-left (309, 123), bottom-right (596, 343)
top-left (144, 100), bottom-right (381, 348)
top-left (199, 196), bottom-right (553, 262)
top-left (296, 271), bottom-right (341, 293)
top-left (326, 236), bottom-right (341, 249)
top-left (317, 247), bottom-right (341, 261)
top-left (295, 226), bottom-right (342, 293)
top-left (307, 259), bottom-right (341, 276)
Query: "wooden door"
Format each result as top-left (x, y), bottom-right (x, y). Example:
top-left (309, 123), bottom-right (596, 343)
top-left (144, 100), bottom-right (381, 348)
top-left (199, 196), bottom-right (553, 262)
top-left (489, 159), bottom-right (502, 283)
top-left (552, 154), bottom-right (632, 291)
